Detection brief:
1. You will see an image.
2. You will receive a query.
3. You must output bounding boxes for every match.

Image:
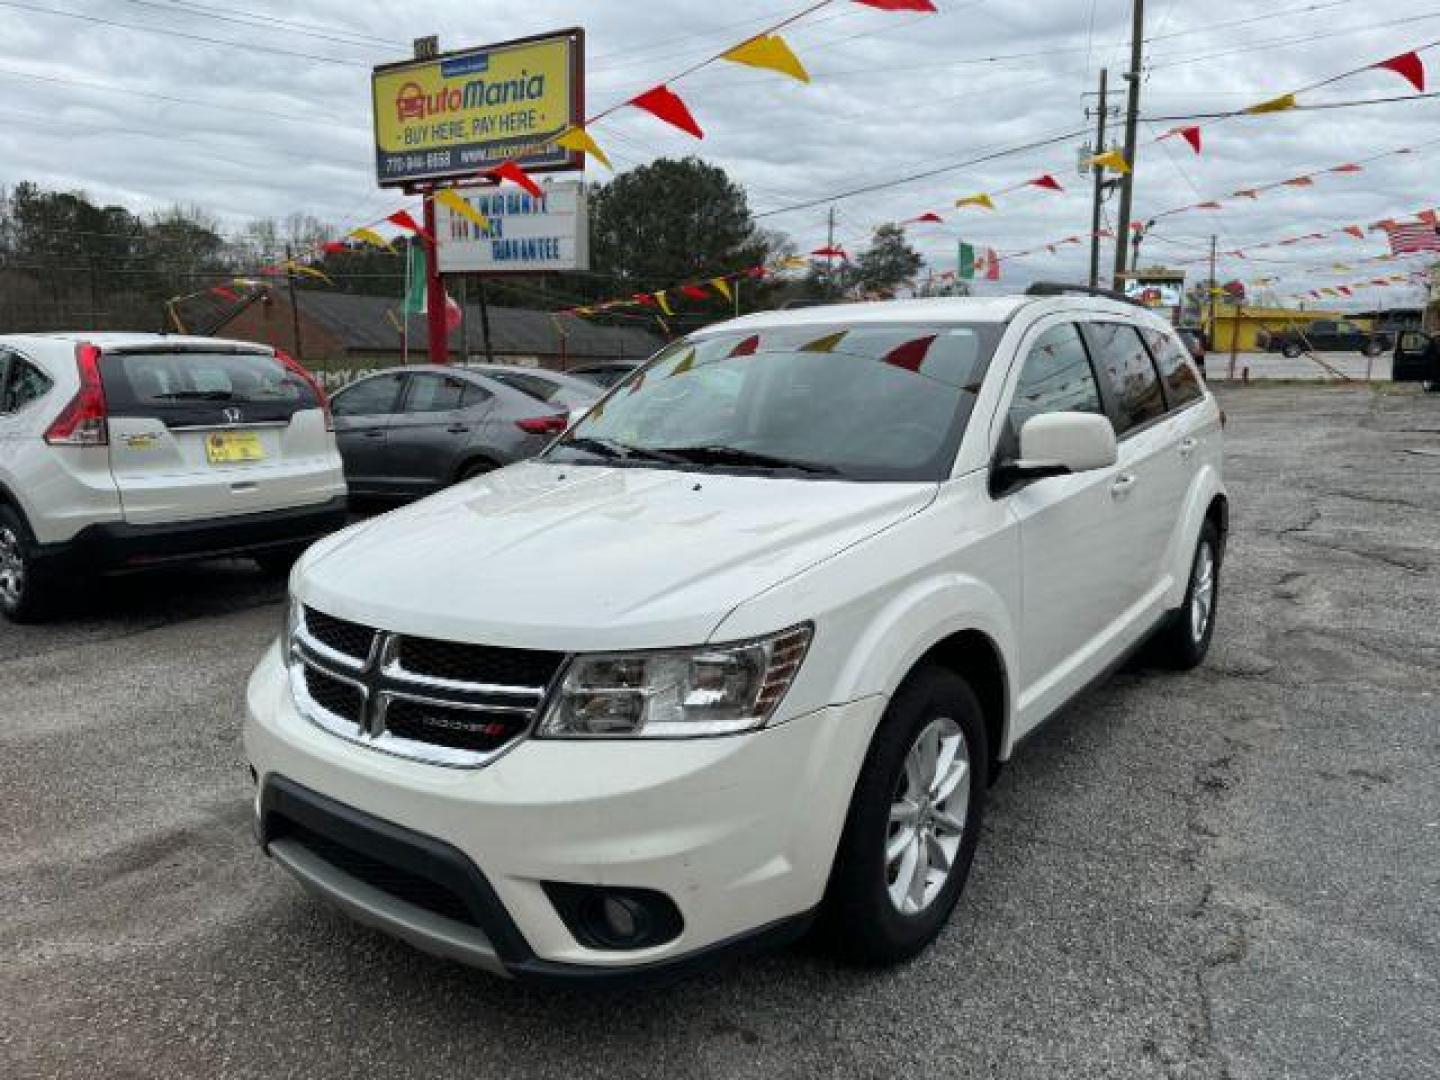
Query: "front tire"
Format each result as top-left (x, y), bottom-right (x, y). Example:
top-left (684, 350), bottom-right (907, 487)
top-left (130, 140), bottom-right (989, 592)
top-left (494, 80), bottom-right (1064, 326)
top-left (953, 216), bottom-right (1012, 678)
top-left (820, 666), bottom-right (988, 966)
top-left (1281, 342), bottom-right (1303, 359)
top-left (1148, 519), bottom-right (1221, 670)
top-left (1362, 340), bottom-right (1384, 358)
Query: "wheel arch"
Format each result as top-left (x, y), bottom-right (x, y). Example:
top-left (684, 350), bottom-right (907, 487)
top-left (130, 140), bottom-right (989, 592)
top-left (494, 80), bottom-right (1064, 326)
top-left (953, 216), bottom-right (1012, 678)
top-left (452, 452), bottom-right (501, 483)
top-left (0, 479), bottom-right (34, 533)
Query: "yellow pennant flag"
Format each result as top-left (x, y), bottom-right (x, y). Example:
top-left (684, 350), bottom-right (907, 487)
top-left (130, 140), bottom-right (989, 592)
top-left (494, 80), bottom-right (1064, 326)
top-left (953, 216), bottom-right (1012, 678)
top-left (709, 277), bottom-right (733, 301)
top-left (287, 261), bottom-right (334, 285)
top-left (1245, 92), bottom-right (1297, 115)
top-left (435, 188), bottom-right (490, 231)
top-left (777, 255), bottom-right (810, 270)
top-left (955, 193), bottom-right (996, 210)
top-left (556, 126), bottom-right (613, 170)
top-left (799, 330), bottom-right (848, 354)
top-left (655, 290), bottom-right (674, 316)
top-left (1086, 149), bottom-right (1130, 174)
top-left (722, 34), bottom-right (810, 83)
top-left (668, 348), bottom-right (696, 377)
top-left (349, 227), bottom-right (395, 251)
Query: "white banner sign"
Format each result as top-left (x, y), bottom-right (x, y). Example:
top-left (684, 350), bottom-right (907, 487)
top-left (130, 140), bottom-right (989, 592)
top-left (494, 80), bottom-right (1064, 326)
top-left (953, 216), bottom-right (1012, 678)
top-left (435, 181), bottom-right (588, 274)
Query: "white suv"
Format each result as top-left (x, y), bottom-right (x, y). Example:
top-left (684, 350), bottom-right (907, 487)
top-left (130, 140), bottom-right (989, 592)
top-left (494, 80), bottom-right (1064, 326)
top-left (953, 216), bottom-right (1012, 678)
top-left (0, 333), bottom-right (347, 621)
top-left (244, 293), bottom-right (1225, 986)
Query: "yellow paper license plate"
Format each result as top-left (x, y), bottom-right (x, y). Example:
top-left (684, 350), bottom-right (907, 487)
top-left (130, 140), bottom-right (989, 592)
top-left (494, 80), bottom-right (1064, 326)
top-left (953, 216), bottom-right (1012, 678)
top-left (205, 431), bottom-right (265, 464)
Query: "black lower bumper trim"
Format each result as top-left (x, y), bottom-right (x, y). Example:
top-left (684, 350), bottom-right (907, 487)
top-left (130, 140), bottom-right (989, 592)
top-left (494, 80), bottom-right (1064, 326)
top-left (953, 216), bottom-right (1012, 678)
top-left (256, 774), bottom-right (817, 988)
top-left (37, 496), bottom-right (348, 572)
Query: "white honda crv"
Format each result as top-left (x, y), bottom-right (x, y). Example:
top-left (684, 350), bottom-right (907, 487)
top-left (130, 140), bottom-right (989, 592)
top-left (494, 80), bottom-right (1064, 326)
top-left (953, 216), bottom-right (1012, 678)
top-left (0, 333), bottom-right (347, 622)
top-left (244, 289), bottom-right (1226, 986)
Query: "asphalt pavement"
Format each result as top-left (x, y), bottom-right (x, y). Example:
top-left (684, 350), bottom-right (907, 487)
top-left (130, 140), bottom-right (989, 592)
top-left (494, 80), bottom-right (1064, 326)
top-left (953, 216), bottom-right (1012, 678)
top-left (2, 384), bottom-right (1437, 1079)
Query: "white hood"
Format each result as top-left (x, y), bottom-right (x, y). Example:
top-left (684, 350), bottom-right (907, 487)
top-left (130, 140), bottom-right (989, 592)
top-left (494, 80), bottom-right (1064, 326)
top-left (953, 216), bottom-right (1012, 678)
top-left (297, 462), bottom-right (935, 650)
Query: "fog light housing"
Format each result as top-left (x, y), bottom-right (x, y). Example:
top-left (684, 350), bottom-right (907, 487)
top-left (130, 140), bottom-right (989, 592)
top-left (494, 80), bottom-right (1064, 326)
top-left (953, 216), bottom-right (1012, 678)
top-left (543, 883), bottom-right (684, 951)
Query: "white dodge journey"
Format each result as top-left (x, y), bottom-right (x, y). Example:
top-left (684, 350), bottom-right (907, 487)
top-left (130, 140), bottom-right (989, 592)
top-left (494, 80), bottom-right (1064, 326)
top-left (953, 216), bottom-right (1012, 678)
top-left (244, 289), bottom-right (1226, 986)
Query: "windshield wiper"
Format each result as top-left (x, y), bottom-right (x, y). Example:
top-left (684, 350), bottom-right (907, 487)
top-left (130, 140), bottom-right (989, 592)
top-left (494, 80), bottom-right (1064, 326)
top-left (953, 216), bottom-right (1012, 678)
top-left (652, 444), bottom-right (841, 475)
top-left (154, 390), bottom-right (235, 401)
top-left (559, 436), bottom-right (689, 465)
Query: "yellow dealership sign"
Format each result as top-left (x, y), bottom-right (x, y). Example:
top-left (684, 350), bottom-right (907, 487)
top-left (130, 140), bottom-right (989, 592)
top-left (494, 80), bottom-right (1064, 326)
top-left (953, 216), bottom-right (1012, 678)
top-left (371, 29), bottom-right (584, 188)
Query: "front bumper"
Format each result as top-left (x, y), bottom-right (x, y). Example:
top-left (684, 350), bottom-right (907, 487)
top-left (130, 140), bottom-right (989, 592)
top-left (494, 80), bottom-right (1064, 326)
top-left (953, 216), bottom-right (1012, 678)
top-left (35, 495), bottom-right (349, 573)
top-left (243, 643), bottom-right (884, 983)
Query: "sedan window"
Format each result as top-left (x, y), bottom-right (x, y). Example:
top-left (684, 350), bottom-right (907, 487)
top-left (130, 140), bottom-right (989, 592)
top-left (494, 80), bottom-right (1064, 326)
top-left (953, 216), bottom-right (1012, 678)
top-left (404, 374), bottom-right (469, 412)
top-left (332, 373), bottom-right (405, 417)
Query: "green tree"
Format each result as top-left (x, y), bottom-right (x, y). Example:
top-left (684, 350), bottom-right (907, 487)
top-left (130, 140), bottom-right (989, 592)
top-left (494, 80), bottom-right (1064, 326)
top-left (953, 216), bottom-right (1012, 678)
top-left (851, 223), bottom-right (923, 297)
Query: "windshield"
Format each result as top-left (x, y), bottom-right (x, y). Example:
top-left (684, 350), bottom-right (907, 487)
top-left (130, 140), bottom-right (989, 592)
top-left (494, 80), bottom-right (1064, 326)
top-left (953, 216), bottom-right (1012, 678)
top-left (545, 323), bottom-right (999, 481)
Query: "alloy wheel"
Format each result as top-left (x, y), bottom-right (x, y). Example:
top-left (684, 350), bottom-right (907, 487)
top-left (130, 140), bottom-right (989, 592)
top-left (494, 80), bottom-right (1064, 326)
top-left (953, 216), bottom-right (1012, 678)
top-left (0, 526), bottom-right (25, 609)
top-left (1190, 541), bottom-right (1216, 643)
top-left (885, 716), bottom-right (971, 915)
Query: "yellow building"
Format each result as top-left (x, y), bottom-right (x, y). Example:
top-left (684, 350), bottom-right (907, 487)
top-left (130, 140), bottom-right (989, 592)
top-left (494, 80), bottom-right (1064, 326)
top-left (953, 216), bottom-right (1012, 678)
top-left (1205, 305), bottom-right (1373, 353)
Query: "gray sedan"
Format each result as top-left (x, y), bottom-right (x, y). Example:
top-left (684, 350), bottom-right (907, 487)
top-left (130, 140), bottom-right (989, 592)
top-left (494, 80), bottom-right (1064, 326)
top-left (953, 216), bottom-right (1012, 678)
top-left (330, 364), bottom-right (600, 504)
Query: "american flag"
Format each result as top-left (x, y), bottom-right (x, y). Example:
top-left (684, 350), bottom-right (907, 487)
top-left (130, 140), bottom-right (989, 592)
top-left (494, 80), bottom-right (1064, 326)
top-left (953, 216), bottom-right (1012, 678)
top-left (1380, 220), bottom-right (1440, 254)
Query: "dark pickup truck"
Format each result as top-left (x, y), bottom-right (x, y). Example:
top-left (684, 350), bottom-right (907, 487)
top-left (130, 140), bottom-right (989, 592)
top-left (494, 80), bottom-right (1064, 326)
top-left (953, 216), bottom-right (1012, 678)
top-left (1259, 319), bottom-right (1393, 358)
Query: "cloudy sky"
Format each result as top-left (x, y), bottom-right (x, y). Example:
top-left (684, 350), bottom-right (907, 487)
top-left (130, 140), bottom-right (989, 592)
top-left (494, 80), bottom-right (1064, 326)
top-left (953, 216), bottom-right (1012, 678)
top-left (0, 0), bottom-right (1435, 306)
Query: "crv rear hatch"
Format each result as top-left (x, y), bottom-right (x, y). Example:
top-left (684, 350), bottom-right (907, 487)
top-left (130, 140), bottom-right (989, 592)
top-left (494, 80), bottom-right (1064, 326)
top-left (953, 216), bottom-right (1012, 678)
top-left (99, 344), bottom-right (336, 524)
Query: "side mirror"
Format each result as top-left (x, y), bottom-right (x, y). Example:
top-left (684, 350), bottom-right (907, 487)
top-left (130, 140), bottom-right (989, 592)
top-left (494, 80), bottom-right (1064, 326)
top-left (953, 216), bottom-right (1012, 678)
top-left (1398, 331), bottom-right (1431, 354)
top-left (992, 412), bottom-right (1117, 495)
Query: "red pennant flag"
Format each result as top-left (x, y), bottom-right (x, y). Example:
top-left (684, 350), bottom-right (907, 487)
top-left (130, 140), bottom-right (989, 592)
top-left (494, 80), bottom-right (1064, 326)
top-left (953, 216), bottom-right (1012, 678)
top-left (729, 334), bottom-right (761, 358)
top-left (853, 0), bottom-right (937, 10)
top-left (210, 285), bottom-right (239, 301)
top-left (632, 293), bottom-right (656, 307)
top-left (1375, 50), bottom-right (1425, 92)
top-left (1029, 174), bottom-right (1063, 192)
top-left (1283, 176), bottom-right (1315, 187)
top-left (1130, 221), bottom-right (1146, 232)
top-left (488, 160), bottom-right (544, 198)
top-left (1371, 279), bottom-right (1392, 287)
top-left (1418, 209), bottom-right (1439, 226)
top-left (882, 335), bottom-right (938, 373)
top-left (1232, 189), bottom-right (1260, 199)
top-left (811, 245), bottom-right (850, 260)
top-left (1163, 125), bottom-right (1202, 153)
top-left (322, 241), bottom-right (349, 254)
top-left (1329, 163), bottom-right (1363, 174)
top-left (746, 265), bottom-right (769, 279)
top-left (1343, 225), bottom-right (1365, 239)
top-left (1337, 286), bottom-right (1353, 296)
top-left (904, 212), bottom-right (944, 225)
top-left (1196, 201), bottom-right (1223, 210)
top-left (680, 284), bottom-right (710, 300)
top-left (386, 209), bottom-right (431, 241)
top-left (630, 85), bottom-right (704, 138)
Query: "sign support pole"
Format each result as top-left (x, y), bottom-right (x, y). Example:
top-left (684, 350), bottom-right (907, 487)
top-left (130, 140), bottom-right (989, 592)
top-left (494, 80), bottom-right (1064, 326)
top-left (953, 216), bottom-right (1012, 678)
top-left (423, 194), bottom-right (449, 364)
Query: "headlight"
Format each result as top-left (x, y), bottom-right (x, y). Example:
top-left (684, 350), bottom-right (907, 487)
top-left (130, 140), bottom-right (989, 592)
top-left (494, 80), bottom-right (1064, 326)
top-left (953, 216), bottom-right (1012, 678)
top-left (538, 624), bottom-right (812, 738)
top-left (279, 597), bottom-right (301, 658)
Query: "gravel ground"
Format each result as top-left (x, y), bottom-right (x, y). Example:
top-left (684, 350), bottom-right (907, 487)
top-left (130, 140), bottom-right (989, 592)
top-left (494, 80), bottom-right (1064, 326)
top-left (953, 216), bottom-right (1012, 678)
top-left (2, 384), bottom-right (1437, 1080)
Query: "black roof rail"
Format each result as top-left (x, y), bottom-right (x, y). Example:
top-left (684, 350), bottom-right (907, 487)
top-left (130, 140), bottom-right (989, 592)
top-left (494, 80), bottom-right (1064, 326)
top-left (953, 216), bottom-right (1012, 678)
top-left (1024, 281), bottom-right (1145, 307)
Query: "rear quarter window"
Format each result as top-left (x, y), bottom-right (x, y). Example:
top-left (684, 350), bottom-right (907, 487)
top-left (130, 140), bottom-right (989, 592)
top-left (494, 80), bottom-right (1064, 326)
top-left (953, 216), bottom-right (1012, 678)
top-left (1141, 328), bottom-right (1204, 408)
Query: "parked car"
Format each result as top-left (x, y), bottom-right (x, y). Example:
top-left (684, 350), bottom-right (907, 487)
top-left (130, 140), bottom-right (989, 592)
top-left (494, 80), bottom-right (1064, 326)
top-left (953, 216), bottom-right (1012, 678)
top-left (1176, 326), bottom-right (1207, 377)
top-left (1258, 319), bottom-right (1392, 358)
top-left (329, 364), bottom-right (599, 505)
top-left (1393, 330), bottom-right (1440, 391)
top-left (245, 290), bottom-right (1226, 985)
top-left (0, 333), bottom-right (346, 622)
top-left (565, 361), bottom-right (642, 389)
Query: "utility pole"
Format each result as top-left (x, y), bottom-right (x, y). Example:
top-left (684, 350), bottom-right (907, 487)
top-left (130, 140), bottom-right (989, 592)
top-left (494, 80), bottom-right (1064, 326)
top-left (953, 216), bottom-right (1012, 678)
top-left (1206, 234), bottom-right (1218, 343)
top-left (1088, 67), bottom-right (1110, 290)
top-left (284, 243), bottom-right (305, 364)
top-left (1112, 0), bottom-right (1145, 290)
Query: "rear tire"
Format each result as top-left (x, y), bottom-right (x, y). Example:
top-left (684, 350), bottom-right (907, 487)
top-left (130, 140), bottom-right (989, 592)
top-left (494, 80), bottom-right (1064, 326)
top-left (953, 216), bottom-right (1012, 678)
top-left (819, 666), bottom-right (988, 966)
top-left (1148, 519), bottom-right (1221, 670)
top-left (0, 506), bottom-right (62, 624)
top-left (1281, 342), bottom-right (1303, 359)
top-left (455, 458), bottom-right (497, 483)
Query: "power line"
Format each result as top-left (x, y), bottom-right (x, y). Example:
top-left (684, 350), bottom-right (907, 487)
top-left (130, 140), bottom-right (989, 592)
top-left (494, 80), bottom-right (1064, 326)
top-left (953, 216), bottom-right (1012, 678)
top-left (107, 0), bottom-right (402, 50)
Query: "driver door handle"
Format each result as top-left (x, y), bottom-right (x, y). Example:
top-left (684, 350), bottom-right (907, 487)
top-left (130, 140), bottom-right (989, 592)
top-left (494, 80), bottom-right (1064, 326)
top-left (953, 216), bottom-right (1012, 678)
top-left (1111, 473), bottom-right (1138, 500)
top-left (1179, 436), bottom-right (1199, 460)
top-left (446, 424), bottom-right (471, 434)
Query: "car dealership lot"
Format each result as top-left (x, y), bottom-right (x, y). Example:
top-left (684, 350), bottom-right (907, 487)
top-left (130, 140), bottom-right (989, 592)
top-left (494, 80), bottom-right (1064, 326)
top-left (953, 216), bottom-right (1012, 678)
top-left (3, 385), bottom-right (1437, 1079)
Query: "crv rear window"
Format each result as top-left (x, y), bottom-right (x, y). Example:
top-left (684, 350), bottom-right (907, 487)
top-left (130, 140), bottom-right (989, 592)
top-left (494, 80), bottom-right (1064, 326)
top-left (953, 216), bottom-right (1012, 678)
top-left (99, 351), bottom-right (320, 426)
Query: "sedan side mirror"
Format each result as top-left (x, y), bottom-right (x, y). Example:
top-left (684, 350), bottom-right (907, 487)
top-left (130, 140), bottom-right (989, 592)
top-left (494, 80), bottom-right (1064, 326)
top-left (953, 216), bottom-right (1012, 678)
top-left (992, 412), bottom-right (1118, 496)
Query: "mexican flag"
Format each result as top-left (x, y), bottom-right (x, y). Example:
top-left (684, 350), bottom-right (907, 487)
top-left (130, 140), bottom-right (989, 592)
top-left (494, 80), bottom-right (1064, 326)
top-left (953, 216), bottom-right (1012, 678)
top-left (958, 242), bottom-right (1001, 281)
top-left (403, 243), bottom-right (462, 331)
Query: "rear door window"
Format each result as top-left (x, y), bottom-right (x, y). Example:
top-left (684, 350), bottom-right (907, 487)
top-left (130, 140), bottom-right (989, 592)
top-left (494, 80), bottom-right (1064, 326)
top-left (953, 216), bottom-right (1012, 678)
top-left (403, 373), bottom-right (470, 412)
top-left (1085, 322), bottom-right (1167, 434)
top-left (1141, 328), bottom-right (1204, 408)
top-left (99, 350), bottom-right (319, 427)
top-left (485, 370), bottom-right (562, 402)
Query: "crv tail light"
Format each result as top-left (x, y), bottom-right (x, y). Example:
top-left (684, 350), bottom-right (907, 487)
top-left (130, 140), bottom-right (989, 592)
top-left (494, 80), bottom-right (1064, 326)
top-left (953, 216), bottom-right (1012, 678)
top-left (45, 343), bottom-right (109, 446)
top-left (276, 348), bottom-right (332, 431)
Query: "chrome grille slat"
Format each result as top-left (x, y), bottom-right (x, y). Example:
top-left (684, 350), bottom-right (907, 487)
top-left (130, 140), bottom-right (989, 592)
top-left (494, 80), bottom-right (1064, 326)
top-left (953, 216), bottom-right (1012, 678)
top-left (289, 608), bottom-right (566, 768)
